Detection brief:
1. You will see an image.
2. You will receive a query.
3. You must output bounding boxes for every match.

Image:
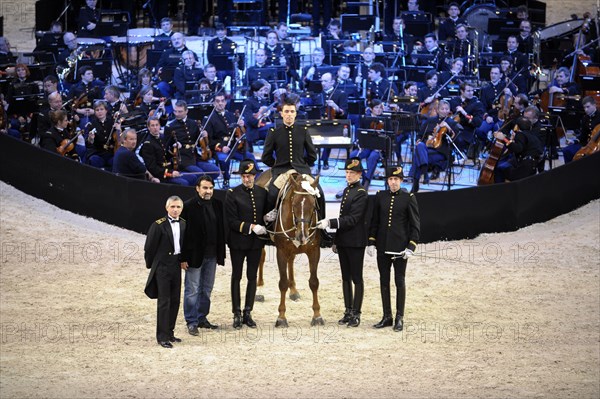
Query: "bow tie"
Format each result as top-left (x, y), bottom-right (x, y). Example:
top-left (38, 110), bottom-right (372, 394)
top-left (170, 219), bottom-right (180, 223)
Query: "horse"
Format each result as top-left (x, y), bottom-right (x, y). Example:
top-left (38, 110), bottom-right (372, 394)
top-left (255, 170), bottom-right (324, 327)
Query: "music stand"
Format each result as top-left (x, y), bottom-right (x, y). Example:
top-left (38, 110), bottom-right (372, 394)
top-left (340, 14), bottom-right (376, 32)
top-left (187, 104), bottom-right (213, 121)
top-left (7, 94), bottom-right (41, 116)
top-left (357, 129), bottom-right (393, 172)
top-left (246, 67), bottom-right (277, 84)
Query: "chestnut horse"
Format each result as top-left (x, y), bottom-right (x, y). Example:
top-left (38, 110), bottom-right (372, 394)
top-left (255, 170), bottom-right (324, 327)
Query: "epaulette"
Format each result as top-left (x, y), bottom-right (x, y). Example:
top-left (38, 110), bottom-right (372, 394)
top-left (143, 140), bottom-right (150, 144)
top-left (410, 193), bottom-right (414, 197)
top-left (358, 188), bottom-right (366, 192)
top-left (156, 217), bottom-right (166, 224)
top-left (166, 119), bottom-right (176, 126)
top-left (304, 126), bottom-right (308, 130)
top-left (269, 127), bottom-right (275, 132)
top-left (228, 188), bottom-right (233, 192)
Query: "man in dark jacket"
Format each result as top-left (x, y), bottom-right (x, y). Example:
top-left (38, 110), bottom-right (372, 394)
top-left (368, 166), bottom-right (420, 332)
top-left (225, 159), bottom-right (268, 329)
top-left (144, 196), bottom-right (186, 348)
top-left (316, 158), bottom-right (368, 327)
top-left (180, 175), bottom-right (226, 335)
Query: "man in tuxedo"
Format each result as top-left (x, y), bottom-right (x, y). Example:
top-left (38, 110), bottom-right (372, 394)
top-left (144, 196), bottom-right (186, 348)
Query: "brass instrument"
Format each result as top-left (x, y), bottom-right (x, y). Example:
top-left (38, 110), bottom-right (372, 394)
top-left (56, 46), bottom-right (84, 83)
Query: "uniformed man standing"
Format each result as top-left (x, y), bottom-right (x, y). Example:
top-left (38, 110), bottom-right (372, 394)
top-left (368, 166), bottom-right (420, 332)
top-left (225, 159), bottom-right (269, 329)
top-left (316, 158), bottom-right (368, 327)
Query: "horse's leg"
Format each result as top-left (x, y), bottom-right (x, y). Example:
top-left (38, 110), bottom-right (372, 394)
top-left (255, 248), bottom-right (266, 302)
top-left (288, 254), bottom-right (300, 301)
top-left (308, 248), bottom-right (324, 326)
top-left (275, 249), bottom-right (289, 328)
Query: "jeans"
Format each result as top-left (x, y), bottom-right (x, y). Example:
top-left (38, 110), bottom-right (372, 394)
top-left (184, 256), bottom-right (217, 326)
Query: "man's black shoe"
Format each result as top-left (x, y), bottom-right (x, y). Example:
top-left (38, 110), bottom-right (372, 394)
top-left (198, 319), bottom-right (219, 329)
top-left (158, 341), bottom-right (173, 348)
top-left (170, 336), bottom-right (182, 343)
top-left (322, 163), bottom-right (329, 170)
top-left (188, 325), bottom-right (199, 336)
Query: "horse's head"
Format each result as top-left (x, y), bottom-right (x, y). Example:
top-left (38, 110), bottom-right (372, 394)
top-left (287, 174), bottom-right (320, 246)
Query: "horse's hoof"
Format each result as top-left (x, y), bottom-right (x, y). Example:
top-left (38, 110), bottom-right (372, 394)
top-left (289, 292), bottom-right (301, 301)
top-left (275, 318), bottom-right (288, 328)
top-left (311, 317), bottom-right (325, 326)
top-left (255, 294), bottom-right (265, 302)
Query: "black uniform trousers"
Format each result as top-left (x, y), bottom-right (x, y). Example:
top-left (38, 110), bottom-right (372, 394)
top-left (337, 246), bottom-right (364, 284)
top-left (230, 248), bottom-right (262, 312)
top-left (376, 252), bottom-right (407, 316)
top-left (156, 254), bottom-right (181, 342)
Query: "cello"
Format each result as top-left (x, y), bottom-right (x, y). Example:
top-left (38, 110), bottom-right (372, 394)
top-left (478, 124), bottom-right (519, 185)
top-left (573, 124), bottom-right (600, 160)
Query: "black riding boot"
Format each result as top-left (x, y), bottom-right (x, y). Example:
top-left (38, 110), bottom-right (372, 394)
top-left (394, 282), bottom-right (406, 332)
top-left (242, 278), bottom-right (257, 328)
top-left (338, 280), bottom-right (353, 325)
top-left (348, 281), bottom-right (364, 327)
top-left (373, 285), bottom-right (393, 328)
top-left (231, 280), bottom-right (242, 329)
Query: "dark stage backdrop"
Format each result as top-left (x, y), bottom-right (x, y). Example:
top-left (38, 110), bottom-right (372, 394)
top-left (1, 134), bottom-right (599, 242)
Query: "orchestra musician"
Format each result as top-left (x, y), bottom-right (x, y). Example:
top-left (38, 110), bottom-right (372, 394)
top-left (412, 33), bottom-right (445, 71)
top-left (78, 0), bottom-right (101, 38)
top-left (353, 46), bottom-right (376, 89)
top-left (410, 100), bottom-right (461, 193)
top-left (367, 63), bottom-right (397, 102)
top-left (163, 100), bottom-right (222, 177)
top-left (504, 35), bottom-right (529, 73)
top-left (348, 99), bottom-right (388, 192)
top-left (517, 20), bottom-right (535, 54)
top-left (445, 24), bottom-right (470, 70)
top-left (449, 82), bottom-right (485, 155)
top-left (475, 66), bottom-right (518, 147)
top-left (322, 19), bottom-right (346, 63)
top-left (336, 64), bottom-right (358, 98)
top-left (86, 100), bottom-right (117, 169)
top-left (545, 67), bottom-right (581, 107)
top-left (103, 85), bottom-right (128, 118)
top-left (202, 64), bottom-right (224, 94)
top-left (203, 92), bottom-right (255, 188)
top-left (499, 56), bottom-right (528, 94)
top-left (129, 68), bottom-right (154, 104)
top-left (438, 2), bottom-right (466, 42)
top-left (385, 17), bottom-right (415, 56)
top-left (57, 32), bottom-right (78, 68)
top-left (319, 72), bottom-right (349, 170)
top-left (264, 30), bottom-right (288, 68)
top-left (438, 58), bottom-right (465, 88)
top-left (245, 48), bottom-right (270, 86)
top-left (302, 47), bottom-right (330, 88)
top-left (139, 116), bottom-right (198, 186)
top-left (418, 69), bottom-right (450, 108)
top-left (492, 117), bottom-right (543, 183)
top-left (206, 23), bottom-right (237, 82)
top-left (242, 79), bottom-right (273, 152)
top-left (155, 33), bottom-right (197, 98)
top-left (173, 50), bottom-right (204, 100)
top-left (154, 18), bottom-right (174, 51)
top-left (135, 86), bottom-right (166, 123)
top-left (68, 66), bottom-right (104, 126)
top-left (39, 110), bottom-right (79, 160)
top-left (563, 96), bottom-right (600, 163)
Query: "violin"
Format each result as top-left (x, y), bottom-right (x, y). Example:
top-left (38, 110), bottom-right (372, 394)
top-left (573, 124), bottom-right (600, 161)
top-left (370, 120), bottom-right (385, 131)
top-left (426, 121), bottom-right (453, 149)
top-left (233, 107), bottom-right (247, 151)
top-left (195, 108), bottom-right (217, 162)
top-left (57, 123), bottom-right (83, 156)
top-left (496, 92), bottom-right (515, 121)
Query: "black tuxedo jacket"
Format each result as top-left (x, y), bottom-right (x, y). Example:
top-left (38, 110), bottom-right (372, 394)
top-left (144, 217), bottom-right (186, 299)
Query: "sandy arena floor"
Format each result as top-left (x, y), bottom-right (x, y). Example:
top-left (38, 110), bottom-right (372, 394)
top-left (0, 181), bottom-right (598, 398)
